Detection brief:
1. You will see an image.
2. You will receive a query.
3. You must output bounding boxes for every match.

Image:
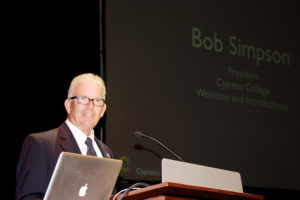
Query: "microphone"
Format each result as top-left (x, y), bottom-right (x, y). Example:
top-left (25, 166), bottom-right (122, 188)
top-left (134, 131), bottom-right (184, 161)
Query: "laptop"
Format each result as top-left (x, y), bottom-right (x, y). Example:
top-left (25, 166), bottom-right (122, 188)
top-left (161, 158), bottom-right (243, 193)
top-left (44, 152), bottom-right (122, 200)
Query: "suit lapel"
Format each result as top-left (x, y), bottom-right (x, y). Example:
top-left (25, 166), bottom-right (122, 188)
top-left (95, 139), bottom-right (111, 158)
top-left (57, 122), bottom-right (81, 154)
top-left (57, 122), bottom-right (112, 158)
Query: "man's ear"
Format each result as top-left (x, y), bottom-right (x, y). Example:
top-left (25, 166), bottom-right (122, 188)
top-left (64, 99), bottom-right (71, 114)
top-left (100, 104), bottom-right (107, 118)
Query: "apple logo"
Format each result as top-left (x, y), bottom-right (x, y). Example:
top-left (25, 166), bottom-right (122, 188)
top-left (79, 183), bottom-right (88, 197)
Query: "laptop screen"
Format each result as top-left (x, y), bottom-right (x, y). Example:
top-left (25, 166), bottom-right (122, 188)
top-left (162, 158), bottom-right (243, 193)
top-left (44, 152), bottom-right (122, 200)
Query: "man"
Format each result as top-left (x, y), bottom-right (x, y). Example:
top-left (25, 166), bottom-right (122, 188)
top-left (16, 73), bottom-right (112, 200)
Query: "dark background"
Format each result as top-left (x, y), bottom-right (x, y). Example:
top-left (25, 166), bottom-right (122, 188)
top-left (7, 0), bottom-right (299, 199)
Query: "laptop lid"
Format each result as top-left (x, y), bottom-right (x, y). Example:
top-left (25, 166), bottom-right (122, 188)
top-left (44, 152), bottom-right (122, 200)
top-left (161, 158), bottom-right (243, 193)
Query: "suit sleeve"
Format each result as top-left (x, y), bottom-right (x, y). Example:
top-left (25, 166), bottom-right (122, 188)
top-left (16, 134), bottom-right (48, 200)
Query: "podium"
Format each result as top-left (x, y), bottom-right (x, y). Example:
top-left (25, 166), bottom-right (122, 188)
top-left (112, 182), bottom-right (264, 200)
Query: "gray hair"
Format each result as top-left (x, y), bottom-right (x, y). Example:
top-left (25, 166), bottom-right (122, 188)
top-left (67, 73), bottom-right (106, 99)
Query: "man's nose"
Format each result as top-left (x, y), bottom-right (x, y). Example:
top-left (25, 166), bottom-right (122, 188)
top-left (88, 99), bottom-right (94, 107)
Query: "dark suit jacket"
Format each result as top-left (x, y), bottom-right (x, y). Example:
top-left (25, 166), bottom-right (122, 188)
top-left (15, 122), bottom-right (113, 200)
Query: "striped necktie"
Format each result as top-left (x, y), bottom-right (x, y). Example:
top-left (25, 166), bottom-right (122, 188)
top-left (85, 137), bottom-right (97, 156)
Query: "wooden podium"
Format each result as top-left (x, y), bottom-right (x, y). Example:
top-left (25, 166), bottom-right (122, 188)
top-left (112, 182), bottom-right (264, 200)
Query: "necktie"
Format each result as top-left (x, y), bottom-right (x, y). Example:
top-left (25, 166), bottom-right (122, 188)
top-left (85, 137), bottom-right (97, 156)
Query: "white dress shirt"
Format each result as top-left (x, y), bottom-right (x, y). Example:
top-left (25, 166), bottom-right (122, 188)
top-left (65, 119), bottom-right (103, 157)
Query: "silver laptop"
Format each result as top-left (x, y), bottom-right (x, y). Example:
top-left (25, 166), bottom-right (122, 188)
top-left (44, 152), bottom-right (122, 200)
top-left (162, 158), bottom-right (243, 193)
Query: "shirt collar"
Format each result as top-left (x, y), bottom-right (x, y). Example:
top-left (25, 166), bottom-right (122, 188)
top-left (65, 119), bottom-right (95, 141)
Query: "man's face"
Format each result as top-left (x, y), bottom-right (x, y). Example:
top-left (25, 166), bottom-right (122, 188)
top-left (65, 81), bottom-right (106, 135)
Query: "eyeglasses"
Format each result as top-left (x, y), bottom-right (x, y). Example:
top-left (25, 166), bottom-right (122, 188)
top-left (69, 96), bottom-right (106, 107)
